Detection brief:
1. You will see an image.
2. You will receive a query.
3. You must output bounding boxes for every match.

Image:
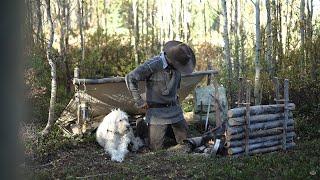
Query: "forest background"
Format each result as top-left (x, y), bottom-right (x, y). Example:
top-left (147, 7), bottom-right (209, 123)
top-left (25, 0), bottom-right (320, 124)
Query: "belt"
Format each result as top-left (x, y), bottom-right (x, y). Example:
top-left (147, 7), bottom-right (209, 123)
top-left (148, 102), bottom-right (177, 108)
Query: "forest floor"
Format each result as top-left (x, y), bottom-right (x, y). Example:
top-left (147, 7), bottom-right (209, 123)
top-left (20, 115), bottom-right (320, 179)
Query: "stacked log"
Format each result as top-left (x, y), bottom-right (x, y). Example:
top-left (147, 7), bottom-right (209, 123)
top-left (225, 103), bottom-right (296, 156)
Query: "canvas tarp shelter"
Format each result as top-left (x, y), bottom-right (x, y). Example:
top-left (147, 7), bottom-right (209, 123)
top-left (56, 70), bottom-right (218, 136)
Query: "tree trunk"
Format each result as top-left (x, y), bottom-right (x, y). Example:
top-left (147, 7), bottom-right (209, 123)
top-left (96, 0), bottom-right (100, 29)
top-left (41, 0), bottom-right (57, 136)
top-left (65, 0), bottom-right (71, 93)
top-left (221, 0), bottom-right (232, 102)
top-left (103, 0), bottom-right (108, 41)
top-left (78, 0), bottom-right (85, 62)
top-left (25, 0), bottom-right (35, 49)
top-left (266, 0), bottom-right (273, 77)
top-left (307, 0), bottom-right (315, 79)
top-left (300, 0), bottom-right (306, 75)
top-left (35, 0), bottom-right (43, 45)
top-left (277, 1), bottom-right (283, 70)
top-left (203, 0), bottom-right (207, 40)
top-left (239, 0), bottom-right (246, 76)
top-left (175, 0), bottom-right (180, 40)
top-left (253, 0), bottom-right (262, 105)
top-left (151, 0), bottom-right (155, 53)
top-left (132, 0), bottom-right (139, 66)
top-left (57, 0), bottom-right (71, 94)
top-left (285, 0), bottom-right (294, 58)
top-left (179, 0), bottom-right (183, 39)
top-left (145, 0), bottom-right (149, 56)
top-left (271, 0), bottom-right (278, 73)
top-left (234, 0), bottom-right (240, 79)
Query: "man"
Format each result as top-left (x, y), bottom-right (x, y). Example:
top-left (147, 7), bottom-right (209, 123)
top-left (125, 40), bottom-right (196, 150)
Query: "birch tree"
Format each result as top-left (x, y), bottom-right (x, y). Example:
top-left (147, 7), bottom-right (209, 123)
top-left (300, 0), bottom-right (305, 74)
top-left (239, 0), bottom-right (246, 76)
top-left (57, 0), bottom-right (71, 93)
top-left (221, 0), bottom-right (232, 100)
top-left (36, 0), bottom-right (43, 45)
top-left (78, 0), bottom-right (85, 62)
top-left (266, 0), bottom-right (273, 77)
top-left (271, 0), bottom-right (278, 72)
top-left (234, 0), bottom-right (240, 79)
top-left (132, 0), bottom-right (139, 66)
top-left (41, 0), bottom-right (56, 135)
top-left (277, 1), bottom-right (283, 69)
top-left (103, 0), bottom-right (108, 41)
top-left (253, 0), bottom-right (262, 105)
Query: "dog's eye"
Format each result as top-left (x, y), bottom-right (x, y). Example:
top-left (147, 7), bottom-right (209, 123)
top-left (119, 119), bottom-right (122, 122)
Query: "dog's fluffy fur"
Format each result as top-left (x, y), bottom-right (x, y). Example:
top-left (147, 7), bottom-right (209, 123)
top-left (96, 109), bottom-right (143, 162)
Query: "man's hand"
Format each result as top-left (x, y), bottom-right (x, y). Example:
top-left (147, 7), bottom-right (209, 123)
top-left (136, 99), bottom-right (149, 111)
top-left (139, 103), bottom-right (149, 110)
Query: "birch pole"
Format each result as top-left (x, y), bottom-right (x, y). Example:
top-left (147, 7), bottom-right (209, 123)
top-left (41, 0), bottom-right (56, 135)
top-left (221, 0), bottom-right (232, 101)
top-left (253, 0), bottom-right (262, 105)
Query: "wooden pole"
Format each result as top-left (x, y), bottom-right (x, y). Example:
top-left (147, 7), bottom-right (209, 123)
top-left (228, 112), bottom-right (293, 126)
top-left (213, 81), bottom-right (222, 127)
top-left (244, 80), bottom-right (251, 155)
top-left (228, 103), bottom-right (295, 118)
top-left (205, 94), bottom-right (211, 131)
top-left (225, 132), bottom-right (296, 148)
top-left (226, 119), bottom-right (294, 135)
top-left (273, 77), bottom-right (280, 104)
top-left (74, 67), bottom-right (81, 127)
top-left (283, 79), bottom-right (289, 150)
top-left (225, 126), bottom-right (294, 141)
top-left (207, 62), bottom-right (212, 85)
top-left (73, 70), bottom-right (219, 85)
top-left (237, 77), bottom-right (244, 107)
top-left (228, 141), bottom-right (295, 155)
top-left (74, 67), bottom-right (80, 89)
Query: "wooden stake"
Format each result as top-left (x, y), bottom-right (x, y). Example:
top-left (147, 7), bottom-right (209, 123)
top-left (283, 79), bottom-right (289, 150)
top-left (213, 81), bottom-right (222, 127)
top-left (273, 77), bottom-right (280, 104)
top-left (237, 77), bottom-right (244, 107)
top-left (245, 80), bottom-right (251, 155)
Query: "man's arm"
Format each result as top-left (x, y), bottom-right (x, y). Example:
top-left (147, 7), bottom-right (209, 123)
top-left (125, 58), bottom-right (162, 108)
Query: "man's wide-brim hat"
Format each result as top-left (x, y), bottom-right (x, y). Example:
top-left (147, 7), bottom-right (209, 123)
top-left (163, 40), bottom-right (196, 75)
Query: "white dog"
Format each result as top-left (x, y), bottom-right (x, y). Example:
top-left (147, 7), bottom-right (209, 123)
top-left (96, 109), bottom-right (143, 162)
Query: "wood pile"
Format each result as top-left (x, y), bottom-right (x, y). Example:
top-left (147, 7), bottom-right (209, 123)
top-left (225, 78), bottom-right (296, 156)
